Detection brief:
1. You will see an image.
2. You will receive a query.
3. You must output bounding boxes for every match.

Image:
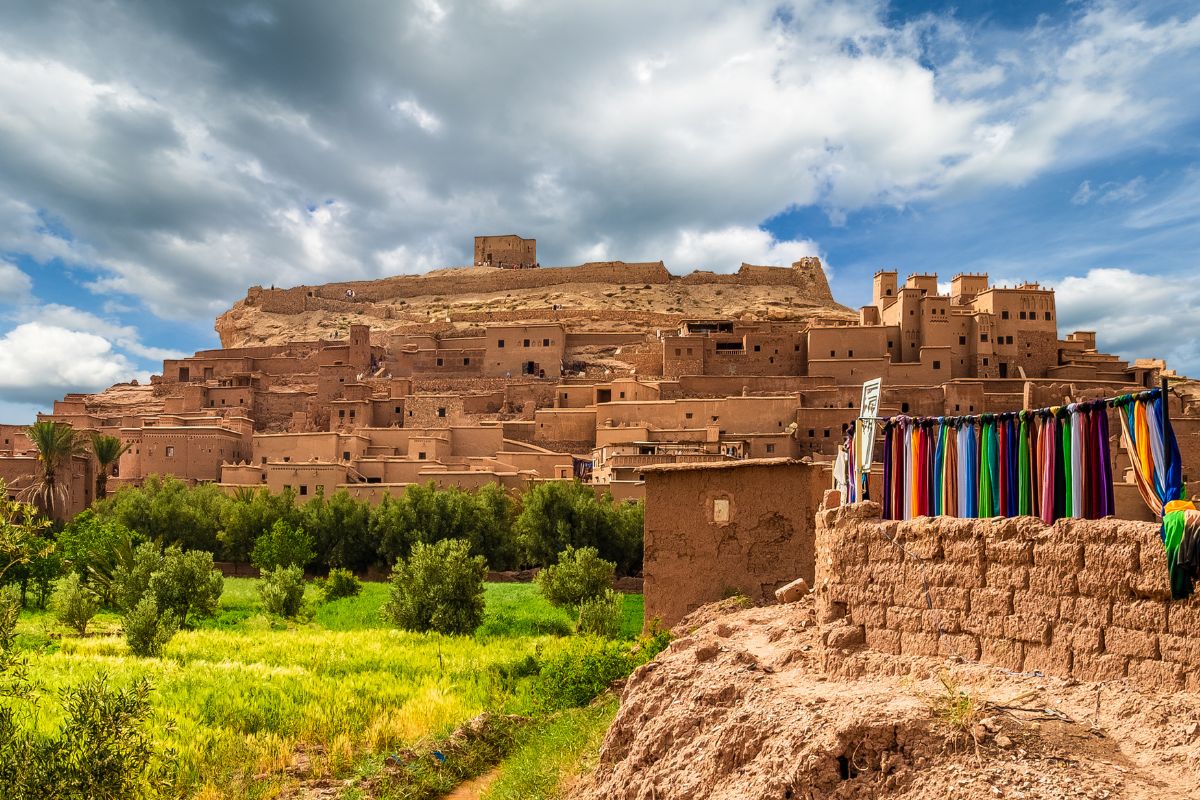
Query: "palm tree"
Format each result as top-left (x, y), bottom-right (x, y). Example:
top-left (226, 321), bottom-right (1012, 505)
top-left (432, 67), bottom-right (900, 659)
top-left (90, 433), bottom-right (132, 500)
top-left (22, 421), bottom-right (86, 519)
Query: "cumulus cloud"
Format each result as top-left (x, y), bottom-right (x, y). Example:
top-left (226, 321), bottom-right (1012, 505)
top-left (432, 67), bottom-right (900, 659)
top-left (1053, 267), bottom-right (1200, 376)
top-left (0, 0), bottom-right (1194, 322)
top-left (0, 322), bottom-right (148, 404)
top-left (0, 260), bottom-right (33, 304)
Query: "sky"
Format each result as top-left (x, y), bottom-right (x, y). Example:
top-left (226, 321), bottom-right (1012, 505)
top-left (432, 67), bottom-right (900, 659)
top-left (0, 0), bottom-right (1198, 422)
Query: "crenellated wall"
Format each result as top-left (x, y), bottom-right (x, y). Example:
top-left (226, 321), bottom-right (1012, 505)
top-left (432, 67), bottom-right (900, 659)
top-left (814, 502), bottom-right (1200, 693)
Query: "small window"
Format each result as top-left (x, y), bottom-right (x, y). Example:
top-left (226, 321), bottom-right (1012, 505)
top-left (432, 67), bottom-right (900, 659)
top-left (794, 344), bottom-right (800, 352)
top-left (394, 406), bottom-right (402, 413)
top-left (807, 429), bottom-right (815, 437)
top-left (283, 456), bottom-right (290, 462)
top-left (437, 407), bottom-right (446, 418)
top-left (166, 446), bottom-right (175, 457)
top-left (497, 339), bottom-right (505, 348)
top-left (436, 358), bottom-right (444, 366)
top-left (711, 415), bottom-right (719, 422)
top-left (463, 357), bottom-right (470, 365)
top-left (619, 392), bottom-right (625, 399)
top-left (823, 429), bottom-right (830, 438)
top-left (1006, 336), bottom-right (1013, 345)
top-left (523, 339), bottom-right (530, 347)
top-left (1019, 311), bottom-right (1027, 320)
top-left (766, 444), bottom-right (776, 453)
top-left (542, 338), bottom-right (550, 347)
top-left (685, 412), bottom-right (693, 419)
top-left (933, 360), bottom-right (941, 369)
top-left (954, 404), bottom-right (960, 411)
top-left (300, 485), bottom-right (308, 496)
top-left (753, 344), bottom-right (761, 352)
top-left (830, 350), bottom-right (836, 357)
top-left (261, 456), bottom-right (267, 464)
top-left (980, 333), bottom-right (988, 342)
top-left (349, 410), bottom-right (355, 418)
top-left (1044, 312), bottom-right (1052, 321)
top-left (888, 340), bottom-right (894, 348)
top-left (339, 409), bottom-right (345, 418)
top-left (687, 348), bottom-right (693, 355)
top-left (958, 336), bottom-right (966, 345)
top-left (417, 451), bottom-right (426, 460)
top-left (901, 402), bottom-right (910, 412)
top-left (983, 358), bottom-right (990, 366)
top-left (1001, 311), bottom-right (1009, 319)
top-left (342, 451), bottom-right (351, 460)
top-left (675, 348), bottom-right (681, 356)
top-left (848, 350), bottom-right (854, 358)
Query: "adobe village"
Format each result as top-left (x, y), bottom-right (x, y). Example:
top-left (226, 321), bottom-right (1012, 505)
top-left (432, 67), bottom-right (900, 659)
top-left (6, 235), bottom-right (1200, 799)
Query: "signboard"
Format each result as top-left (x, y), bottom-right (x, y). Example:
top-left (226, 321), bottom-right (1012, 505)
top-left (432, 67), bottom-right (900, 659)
top-left (855, 378), bottom-right (882, 475)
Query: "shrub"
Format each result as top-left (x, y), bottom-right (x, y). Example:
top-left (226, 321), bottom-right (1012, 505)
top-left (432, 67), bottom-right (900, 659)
top-left (112, 542), bottom-right (162, 613)
top-left (382, 539), bottom-right (486, 635)
top-left (147, 548), bottom-right (223, 627)
top-left (123, 597), bottom-right (178, 658)
top-left (0, 586), bottom-right (19, 651)
top-left (51, 574), bottom-right (100, 635)
top-left (576, 589), bottom-right (623, 639)
top-left (258, 565), bottom-right (306, 618)
top-left (219, 486), bottom-right (300, 563)
top-left (532, 636), bottom-right (634, 711)
top-left (536, 546), bottom-right (615, 609)
top-left (318, 567), bottom-right (362, 601)
top-left (516, 481), bottom-right (643, 574)
top-left (97, 474), bottom-right (225, 553)
top-left (251, 520), bottom-right (315, 571)
top-left (304, 489), bottom-right (377, 571)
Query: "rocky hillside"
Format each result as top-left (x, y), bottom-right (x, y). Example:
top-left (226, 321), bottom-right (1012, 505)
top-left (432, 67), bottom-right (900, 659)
top-left (572, 597), bottom-right (1200, 800)
top-left (215, 259), bottom-right (855, 348)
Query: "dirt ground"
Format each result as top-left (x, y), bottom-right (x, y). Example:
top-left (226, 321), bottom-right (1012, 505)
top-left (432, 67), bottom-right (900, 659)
top-left (572, 597), bottom-right (1200, 800)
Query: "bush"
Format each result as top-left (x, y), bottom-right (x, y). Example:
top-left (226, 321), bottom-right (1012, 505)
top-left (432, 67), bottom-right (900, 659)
top-left (532, 637), bottom-right (635, 711)
top-left (258, 565), bottom-right (306, 618)
top-left (576, 589), bottom-right (623, 639)
top-left (147, 548), bottom-right (223, 627)
top-left (536, 546), bottom-right (615, 609)
top-left (382, 539), bottom-right (486, 635)
top-left (0, 586), bottom-right (19, 651)
top-left (219, 486), bottom-right (300, 563)
top-left (97, 474), bottom-right (226, 553)
top-left (251, 520), bottom-right (314, 571)
top-left (318, 567), bottom-right (362, 601)
top-left (122, 597), bottom-right (178, 658)
top-left (112, 542), bottom-right (162, 613)
top-left (51, 574), bottom-right (100, 635)
top-left (516, 481), bottom-right (643, 574)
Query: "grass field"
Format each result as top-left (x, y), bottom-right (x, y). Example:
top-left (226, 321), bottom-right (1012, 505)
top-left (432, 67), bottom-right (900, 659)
top-left (9, 578), bottom-right (642, 799)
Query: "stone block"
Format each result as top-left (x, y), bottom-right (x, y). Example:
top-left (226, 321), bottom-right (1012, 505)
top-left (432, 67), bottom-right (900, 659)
top-left (1003, 614), bottom-right (1053, 645)
top-left (985, 564), bottom-right (1029, 590)
top-left (1077, 568), bottom-right (1132, 601)
top-left (943, 539), bottom-right (984, 564)
top-left (774, 577), bottom-right (810, 604)
top-left (1084, 543), bottom-right (1139, 574)
top-left (979, 637), bottom-right (1024, 672)
top-left (924, 562), bottom-right (983, 589)
top-left (868, 537), bottom-right (902, 563)
top-left (824, 623), bottom-right (865, 650)
top-left (928, 586), bottom-right (971, 613)
top-left (899, 631), bottom-right (939, 657)
top-left (1110, 599), bottom-right (1167, 633)
top-left (970, 588), bottom-right (1013, 617)
top-left (1057, 623), bottom-right (1103, 656)
top-left (1012, 591), bottom-right (1056, 617)
top-left (1167, 603), bottom-right (1200, 637)
top-left (937, 633), bottom-right (981, 661)
top-left (849, 602), bottom-right (886, 628)
top-left (1071, 653), bottom-right (1128, 683)
top-left (1032, 541), bottom-right (1084, 570)
top-left (1103, 626), bottom-right (1159, 659)
top-left (865, 627), bottom-right (902, 655)
top-left (887, 606), bottom-right (923, 633)
top-left (924, 608), bottom-right (962, 635)
top-left (1158, 633), bottom-right (1200, 667)
top-left (1023, 641), bottom-right (1073, 677)
top-left (1028, 564), bottom-right (1079, 596)
top-left (987, 539), bottom-right (1034, 566)
top-left (1058, 596), bottom-right (1111, 627)
top-left (821, 489), bottom-right (842, 510)
top-left (961, 613), bottom-right (1005, 638)
top-left (1128, 659), bottom-right (1185, 693)
top-left (1129, 573), bottom-right (1172, 603)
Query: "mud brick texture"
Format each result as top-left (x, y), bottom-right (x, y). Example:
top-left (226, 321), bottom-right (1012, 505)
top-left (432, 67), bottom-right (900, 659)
top-left (815, 502), bottom-right (1199, 694)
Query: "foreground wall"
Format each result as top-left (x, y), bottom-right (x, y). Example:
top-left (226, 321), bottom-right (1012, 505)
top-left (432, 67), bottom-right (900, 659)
top-left (815, 503), bottom-right (1200, 693)
top-left (643, 458), bottom-right (825, 627)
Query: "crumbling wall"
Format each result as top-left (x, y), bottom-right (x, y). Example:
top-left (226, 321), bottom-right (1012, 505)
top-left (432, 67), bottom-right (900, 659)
top-left (643, 459), bottom-right (826, 627)
top-left (814, 503), bottom-right (1200, 693)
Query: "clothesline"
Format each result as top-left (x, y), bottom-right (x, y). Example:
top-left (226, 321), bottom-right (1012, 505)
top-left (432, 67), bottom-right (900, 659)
top-left (849, 387), bottom-right (1168, 426)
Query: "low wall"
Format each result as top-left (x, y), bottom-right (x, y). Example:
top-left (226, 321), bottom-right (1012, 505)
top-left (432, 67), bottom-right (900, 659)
top-left (643, 459), bottom-right (825, 627)
top-left (815, 503), bottom-right (1200, 693)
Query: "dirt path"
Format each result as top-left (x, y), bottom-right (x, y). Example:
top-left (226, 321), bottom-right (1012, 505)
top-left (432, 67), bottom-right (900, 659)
top-left (444, 767), bottom-right (501, 800)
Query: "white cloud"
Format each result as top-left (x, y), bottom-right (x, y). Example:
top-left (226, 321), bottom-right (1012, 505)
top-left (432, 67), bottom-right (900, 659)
top-left (392, 98), bottom-right (442, 134)
top-left (0, 260), bottom-right (33, 304)
top-left (662, 227), bottom-right (822, 273)
top-left (17, 303), bottom-right (188, 362)
top-left (1072, 176), bottom-right (1146, 206)
top-left (1053, 267), bottom-right (1200, 376)
top-left (0, 322), bottom-right (149, 404)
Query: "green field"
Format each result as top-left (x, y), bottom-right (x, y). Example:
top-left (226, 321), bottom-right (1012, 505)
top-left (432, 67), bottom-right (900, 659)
top-left (9, 579), bottom-right (643, 799)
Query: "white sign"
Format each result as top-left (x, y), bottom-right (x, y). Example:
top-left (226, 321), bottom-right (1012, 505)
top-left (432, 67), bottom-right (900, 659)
top-left (855, 378), bottom-right (882, 475)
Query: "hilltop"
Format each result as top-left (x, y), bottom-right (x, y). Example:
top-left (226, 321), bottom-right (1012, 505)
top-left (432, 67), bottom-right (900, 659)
top-left (214, 258), bottom-right (855, 348)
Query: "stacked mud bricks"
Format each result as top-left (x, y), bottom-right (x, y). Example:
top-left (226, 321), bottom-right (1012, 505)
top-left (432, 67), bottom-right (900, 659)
top-left (815, 502), bottom-right (1200, 693)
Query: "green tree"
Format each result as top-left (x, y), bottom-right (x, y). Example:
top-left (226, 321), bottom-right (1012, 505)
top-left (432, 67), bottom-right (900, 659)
top-left (251, 519), bottom-right (315, 571)
top-left (122, 597), bottom-right (178, 659)
top-left (258, 565), bottom-right (306, 618)
top-left (51, 574), bottom-right (100, 635)
top-left (21, 421), bottom-right (86, 519)
top-left (0, 482), bottom-right (57, 608)
top-left (89, 433), bottom-right (132, 501)
top-left (516, 481), bottom-right (643, 573)
top-left (382, 539), bottom-right (486, 635)
top-left (147, 548), bottom-right (223, 627)
top-left (97, 475), bottom-right (226, 553)
top-left (218, 486), bottom-right (299, 563)
top-left (536, 546), bottom-right (615, 609)
top-left (303, 489), bottom-right (375, 570)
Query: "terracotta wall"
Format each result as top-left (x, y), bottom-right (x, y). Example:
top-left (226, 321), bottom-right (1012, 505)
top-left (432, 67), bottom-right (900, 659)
top-left (814, 502), bottom-right (1200, 693)
top-left (642, 459), bottom-right (826, 627)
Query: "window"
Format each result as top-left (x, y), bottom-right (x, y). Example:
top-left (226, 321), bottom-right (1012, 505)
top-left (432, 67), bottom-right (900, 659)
top-left (830, 350), bottom-right (836, 357)
top-left (165, 446), bottom-right (175, 457)
top-left (794, 344), bottom-right (800, 351)
top-left (848, 350), bottom-right (854, 358)
top-left (497, 339), bottom-right (505, 348)
top-left (766, 444), bottom-right (776, 453)
top-left (349, 410), bottom-right (355, 418)
top-left (1002, 311), bottom-right (1010, 319)
top-left (675, 348), bottom-right (681, 356)
top-left (339, 409), bottom-right (345, 418)
top-left (542, 338), bottom-right (550, 347)
top-left (437, 407), bottom-right (446, 417)
top-left (958, 336), bottom-right (966, 345)
top-left (1044, 312), bottom-right (1052, 321)
top-left (619, 391), bottom-right (625, 398)
top-left (1005, 336), bottom-right (1013, 345)
top-left (299, 485), bottom-right (308, 496)
top-left (394, 406), bottom-right (402, 413)
top-left (523, 339), bottom-right (530, 347)
top-left (753, 344), bottom-right (761, 352)
top-left (282, 456), bottom-right (290, 462)
top-left (1019, 311), bottom-right (1027, 320)
top-left (848, 401), bottom-right (854, 408)
top-left (901, 402), bottom-right (910, 412)
top-left (980, 333), bottom-right (988, 342)
top-left (436, 358), bottom-right (444, 366)
top-left (888, 340), bottom-right (894, 348)
top-left (711, 415), bottom-right (719, 422)
top-left (463, 357), bottom-right (470, 365)
top-left (687, 348), bottom-right (693, 355)
top-left (933, 360), bottom-right (941, 369)
top-left (823, 429), bottom-right (830, 438)
top-left (685, 412), bottom-right (693, 420)
top-left (417, 451), bottom-right (427, 460)
top-left (983, 358), bottom-right (990, 366)
top-left (261, 456), bottom-right (267, 465)
top-left (342, 451), bottom-right (350, 460)
top-left (954, 404), bottom-right (960, 411)
top-left (808, 429), bottom-right (815, 437)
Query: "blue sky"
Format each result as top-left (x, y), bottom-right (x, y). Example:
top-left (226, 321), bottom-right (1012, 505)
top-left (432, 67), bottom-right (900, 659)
top-left (0, 0), bottom-right (1198, 423)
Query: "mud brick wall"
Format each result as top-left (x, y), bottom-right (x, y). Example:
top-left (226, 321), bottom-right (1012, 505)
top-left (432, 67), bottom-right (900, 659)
top-left (815, 502), bottom-right (1200, 693)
